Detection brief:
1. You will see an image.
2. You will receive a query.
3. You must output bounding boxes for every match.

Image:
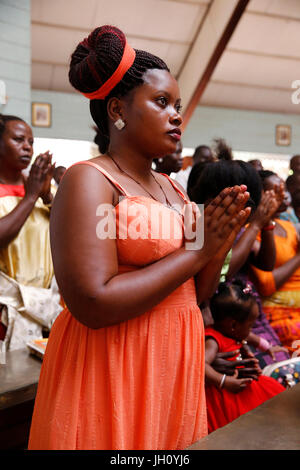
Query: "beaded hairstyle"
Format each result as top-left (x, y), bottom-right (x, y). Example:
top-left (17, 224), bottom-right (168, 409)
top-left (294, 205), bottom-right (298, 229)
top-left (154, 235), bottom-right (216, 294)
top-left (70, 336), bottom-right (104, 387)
top-left (210, 280), bottom-right (256, 324)
top-left (69, 25), bottom-right (169, 154)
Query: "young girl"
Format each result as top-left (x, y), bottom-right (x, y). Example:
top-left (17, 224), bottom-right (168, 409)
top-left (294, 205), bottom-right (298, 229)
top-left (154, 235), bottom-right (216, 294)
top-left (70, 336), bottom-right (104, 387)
top-left (205, 281), bottom-right (285, 433)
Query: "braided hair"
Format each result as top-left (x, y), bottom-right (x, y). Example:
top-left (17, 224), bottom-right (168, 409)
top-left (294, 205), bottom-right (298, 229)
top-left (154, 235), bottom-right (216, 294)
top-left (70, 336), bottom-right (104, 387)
top-left (69, 25), bottom-right (169, 154)
top-left (0, 114), bottom-right (25, 140)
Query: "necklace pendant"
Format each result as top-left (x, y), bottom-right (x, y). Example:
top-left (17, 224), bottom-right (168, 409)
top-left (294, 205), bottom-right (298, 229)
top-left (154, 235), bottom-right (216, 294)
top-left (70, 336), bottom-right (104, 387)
top-left (163, 202), bottom-right (182, 216)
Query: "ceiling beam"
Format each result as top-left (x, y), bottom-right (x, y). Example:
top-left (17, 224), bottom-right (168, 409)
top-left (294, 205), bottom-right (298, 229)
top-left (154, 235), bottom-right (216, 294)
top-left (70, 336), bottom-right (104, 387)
top-left (178, 0), bottom-right (250, 131)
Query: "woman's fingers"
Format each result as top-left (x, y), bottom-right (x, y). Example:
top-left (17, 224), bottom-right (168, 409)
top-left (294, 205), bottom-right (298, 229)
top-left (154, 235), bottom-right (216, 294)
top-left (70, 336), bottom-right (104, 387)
top-left (212, 204), bottom-right (250, 241)
top-left (199, 186), bottom-right (251, 256)
top-left (239, 378), bottom-right (253, 389)
top-left (204, 187), bottom-right (233, 217)
top-left (31, 152), bottom-right (53, 178)
top-left (205, 185), bottom-right (249, 222)
top-left (235, 207), bottom-right (252, 231)
top-left (183, 201), bottom-right (200, 235)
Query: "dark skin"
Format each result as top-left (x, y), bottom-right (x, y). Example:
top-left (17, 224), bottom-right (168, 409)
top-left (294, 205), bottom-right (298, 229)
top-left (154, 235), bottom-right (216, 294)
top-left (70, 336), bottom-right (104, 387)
top-left (262, 174), bottom-right (300, 290)
top-left (204, 301), bottom-right (261, 379)
top-left (210, 183), bottom-right (285, 376)
top-left (210, 348), bottom-right (260, 379)
top-left (205, 302), bottom-right (260, 393)
top-left (154, 141), bottom-right (183, 175)
top-left (292, 192), bottom-right (300, 221)
top-left (194, 147), bottom-right (215, 164)
top-left (294, 205), bottom-right (300, 221)
top-left (199, 185), bottom-right (282, 325)
top-left (53, 166), bottom-right (66, 185)
top-left (286, 172), bottom-right (300, 196)
top-left (0, 120), bottom-right (55, 249)
top-left (248, 160), bottom-right (263, 172)
top-left (199, 185), bottom-right (283, 306)
top-left (50, 69), bottom-right (250, 329)
top-left (290, 155), bottom-right (300, 174)
top-left (226, 183), bottom-right (285, 279)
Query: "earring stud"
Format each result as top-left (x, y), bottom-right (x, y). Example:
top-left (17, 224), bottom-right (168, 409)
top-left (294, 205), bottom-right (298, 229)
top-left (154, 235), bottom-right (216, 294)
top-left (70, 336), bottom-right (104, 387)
top-left (114, 118), bottom-right (125, 130)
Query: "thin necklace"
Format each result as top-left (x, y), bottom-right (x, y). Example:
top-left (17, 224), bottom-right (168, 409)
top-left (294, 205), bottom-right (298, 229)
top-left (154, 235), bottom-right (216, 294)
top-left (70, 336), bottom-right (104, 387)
top-left (109, 154), bottom-right (174, 208)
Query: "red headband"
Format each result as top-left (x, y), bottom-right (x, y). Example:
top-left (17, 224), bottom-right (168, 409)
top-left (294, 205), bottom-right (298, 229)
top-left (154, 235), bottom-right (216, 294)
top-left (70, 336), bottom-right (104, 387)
top-left (81, 41), bottom-right (136, 100)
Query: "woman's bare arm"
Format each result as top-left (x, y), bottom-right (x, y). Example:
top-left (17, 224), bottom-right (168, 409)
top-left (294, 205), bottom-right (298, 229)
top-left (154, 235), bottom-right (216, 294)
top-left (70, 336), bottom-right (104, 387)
top-left (226, 190), bottom-right (280, 279)
top-left (205, 338), bottom-right (224, 387)
top-left (195, 193), bottom-right (251, 304)
top-left (50, 165), bottom-right (250, 329)
top-left (0, 153), bottom-right (53, 249)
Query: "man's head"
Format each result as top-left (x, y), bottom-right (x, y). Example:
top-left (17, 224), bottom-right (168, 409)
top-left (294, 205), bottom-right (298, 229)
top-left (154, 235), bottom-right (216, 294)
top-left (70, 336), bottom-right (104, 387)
top-left (193, 145), bottom-right (214, 165)
top-left (290, 155), bottom-right (300, 174)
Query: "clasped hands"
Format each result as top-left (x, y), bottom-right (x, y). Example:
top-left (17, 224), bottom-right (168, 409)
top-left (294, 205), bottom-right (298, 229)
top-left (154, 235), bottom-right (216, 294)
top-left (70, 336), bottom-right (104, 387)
top-left (212, 343), bottom-right (262, 382)
top-left (23, 151), bottom-right (55, 205)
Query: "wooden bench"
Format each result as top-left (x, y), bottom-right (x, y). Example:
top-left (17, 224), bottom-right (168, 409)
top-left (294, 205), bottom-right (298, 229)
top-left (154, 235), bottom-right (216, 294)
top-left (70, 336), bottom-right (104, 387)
top-left (188, 382), bottom-right (300, 450)
top-left (0, 348), bottom-right (41, 449)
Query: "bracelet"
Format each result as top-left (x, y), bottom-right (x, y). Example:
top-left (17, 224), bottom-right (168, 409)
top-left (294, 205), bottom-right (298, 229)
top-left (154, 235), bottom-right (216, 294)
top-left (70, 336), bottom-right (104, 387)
top-left (219, 374), bottom-right (226, 389)
top-left (262, 221), bottom-right (276, 231)
top-left (258, 337), bottom-right (271, 352)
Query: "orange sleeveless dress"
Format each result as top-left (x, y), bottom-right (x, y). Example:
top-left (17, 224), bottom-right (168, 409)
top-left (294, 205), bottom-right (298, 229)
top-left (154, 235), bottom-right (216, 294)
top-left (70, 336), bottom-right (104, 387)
top-left (28, 162), bottom-right (207, 450)
top-left (250, 219), bottom-right (300, 350)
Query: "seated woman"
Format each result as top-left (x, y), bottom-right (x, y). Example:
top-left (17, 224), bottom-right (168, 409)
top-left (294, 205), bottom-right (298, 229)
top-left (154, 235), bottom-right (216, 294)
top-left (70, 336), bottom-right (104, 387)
top-left (191, 160), bottom-right (290, 368)
top-left (250, 170), bottom-right (300, 352)
top-left (0, 114), bottom-right (62, 350)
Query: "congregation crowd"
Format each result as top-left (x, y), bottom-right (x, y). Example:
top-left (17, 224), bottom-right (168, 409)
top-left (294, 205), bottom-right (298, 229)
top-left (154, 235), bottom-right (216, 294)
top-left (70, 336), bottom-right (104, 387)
top-left (0, 24), bottom-right (299, 450)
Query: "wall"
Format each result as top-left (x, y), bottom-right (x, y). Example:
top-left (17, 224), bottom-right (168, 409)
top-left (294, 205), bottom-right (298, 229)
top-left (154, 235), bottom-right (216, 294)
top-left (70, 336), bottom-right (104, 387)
top-left (0, 0), bottom-right (31, 122)
top-left (31, 90), bottom-right (95, 142)
top-left (183, 105), bottom-right (300, 157)
top-left (31, 90), bottom-right (300, 161)
top-left (0, 1), bottom-right (299, 158)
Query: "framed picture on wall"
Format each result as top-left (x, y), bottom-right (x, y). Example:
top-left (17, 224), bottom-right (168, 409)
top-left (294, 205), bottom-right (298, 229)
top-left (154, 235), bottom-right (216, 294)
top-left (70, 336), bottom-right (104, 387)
top-left (276, 125), bottom-right (291, 146)
top-left (31, 102), bottom-right (51, 127)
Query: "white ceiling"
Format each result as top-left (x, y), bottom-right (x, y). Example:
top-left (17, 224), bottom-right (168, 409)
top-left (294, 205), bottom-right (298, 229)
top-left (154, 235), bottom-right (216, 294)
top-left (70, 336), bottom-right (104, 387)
top-left (31, 0), bottom-right (211, 91)
top-left (31, 0), bottom-right (300, 116)
top-left (201, 0), bottom-right (300, 114)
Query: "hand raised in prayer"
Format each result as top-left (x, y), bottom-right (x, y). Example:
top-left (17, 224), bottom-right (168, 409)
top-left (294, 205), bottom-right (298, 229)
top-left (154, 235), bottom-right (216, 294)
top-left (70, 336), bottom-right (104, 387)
top-left (192, 185), bottom-right (251, 259)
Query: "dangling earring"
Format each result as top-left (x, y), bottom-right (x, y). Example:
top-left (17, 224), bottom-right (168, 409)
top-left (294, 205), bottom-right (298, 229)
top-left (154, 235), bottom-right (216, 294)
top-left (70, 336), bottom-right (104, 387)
top-left (114, 118), bottom-right (125, 130)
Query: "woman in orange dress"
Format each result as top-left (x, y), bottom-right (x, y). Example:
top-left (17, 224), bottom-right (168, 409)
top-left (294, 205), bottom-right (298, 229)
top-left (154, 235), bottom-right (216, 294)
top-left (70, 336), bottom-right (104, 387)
top-left (28, 25), bottom-right (250, 450)
top-left (250, 170), bottom-right (300, 351)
